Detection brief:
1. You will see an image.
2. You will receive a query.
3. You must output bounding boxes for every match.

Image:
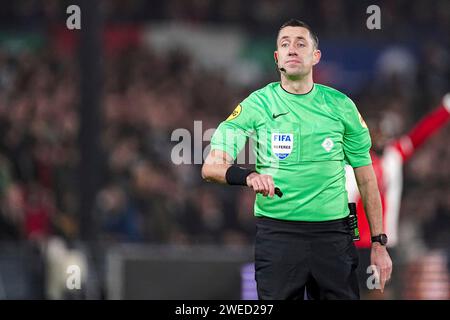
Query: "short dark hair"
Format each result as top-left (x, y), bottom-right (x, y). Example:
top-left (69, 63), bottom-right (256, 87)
top-left (277, 19), bottom-right (319, 49)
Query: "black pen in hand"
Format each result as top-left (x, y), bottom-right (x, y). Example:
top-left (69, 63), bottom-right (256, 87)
top-left (274, 187), bottom-right (283, 198)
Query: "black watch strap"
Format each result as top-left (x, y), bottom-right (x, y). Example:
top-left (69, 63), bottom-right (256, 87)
top-left (371, 234), bottom-right (388, 245)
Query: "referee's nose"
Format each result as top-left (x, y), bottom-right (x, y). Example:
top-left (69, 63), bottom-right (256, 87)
top-left (288, 47), bottom-right (299, 56)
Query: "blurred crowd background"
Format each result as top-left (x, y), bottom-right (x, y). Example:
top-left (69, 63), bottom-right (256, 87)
top-left (0, 0), bottom-right (449, 299)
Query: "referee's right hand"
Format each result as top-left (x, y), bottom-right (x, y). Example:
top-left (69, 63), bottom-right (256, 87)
top-left (246, 172), bottom-right (275, 197)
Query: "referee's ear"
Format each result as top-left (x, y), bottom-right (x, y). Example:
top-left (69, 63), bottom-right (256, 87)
top-left (312, 49), bottom-right (321, 66)
top-left (274, 51), bottom-right (279, 64)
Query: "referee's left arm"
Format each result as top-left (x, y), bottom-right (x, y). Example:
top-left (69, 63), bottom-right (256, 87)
top-left (354, 165), bottom-right (384, 237)
top-left (342, 96), bottom-right (392, 293)
top-left (341, 96), bottom-right (381, 235)
top-left (354, 165), bottom-right (392, 293)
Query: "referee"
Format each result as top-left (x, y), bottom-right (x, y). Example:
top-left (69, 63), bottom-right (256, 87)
top-left (202, 19), bottom-right (392, 300)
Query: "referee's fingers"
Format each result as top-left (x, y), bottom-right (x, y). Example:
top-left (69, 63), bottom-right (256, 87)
top-left (267, 176), bottom-right (275, 197)
top-left (385, 264), bottom-right (392, 282)
top-left (254, 179), bottom-right (265, 195)
top-left (383, 263), bottom-right (392, 291)
top-left (251, 178), bottom-right (261, 193)
top-left (379, 268), bottom-right (386, 293)
top-left (260, 177), bottom-right (270, 197)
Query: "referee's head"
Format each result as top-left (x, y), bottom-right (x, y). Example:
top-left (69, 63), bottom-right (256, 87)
top-left (274, 19), bottom-right (321, 78)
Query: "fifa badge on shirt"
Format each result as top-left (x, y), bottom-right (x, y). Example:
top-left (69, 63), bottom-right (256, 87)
top-left (272, 133), bottom-right (293, 160)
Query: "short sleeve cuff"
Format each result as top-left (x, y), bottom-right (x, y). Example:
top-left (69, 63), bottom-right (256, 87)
top-left (347, 155), bottom-right (372, 168)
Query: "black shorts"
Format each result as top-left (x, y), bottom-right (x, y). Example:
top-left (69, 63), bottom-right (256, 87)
top-left (255, 216), bottom-right (360, 300)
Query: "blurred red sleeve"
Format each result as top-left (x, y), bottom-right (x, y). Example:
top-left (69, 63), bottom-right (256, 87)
top-left (393, 96), bottom-right (450, 163)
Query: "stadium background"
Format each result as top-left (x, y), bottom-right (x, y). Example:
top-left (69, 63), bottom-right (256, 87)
top-left (0, 0), bottom-right (448, 299)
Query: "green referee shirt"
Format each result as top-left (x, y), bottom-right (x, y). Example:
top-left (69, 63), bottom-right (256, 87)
top-left (210, 82), bottom-right (372, 221)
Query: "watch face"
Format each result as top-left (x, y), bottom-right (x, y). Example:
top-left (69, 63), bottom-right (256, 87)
top-left (372, 234), bottom-right (388, 245)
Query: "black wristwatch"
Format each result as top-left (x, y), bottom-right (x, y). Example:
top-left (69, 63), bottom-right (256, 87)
top-left (371, 234), bottom-right (388, 246)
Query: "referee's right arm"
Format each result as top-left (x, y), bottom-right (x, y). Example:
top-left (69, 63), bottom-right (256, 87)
top-left (201, 149), bottom-right (233, 184)
top-left (202, 149), bottom-right (276, 198)
top-left (203, 101), bottom-right (275, 197)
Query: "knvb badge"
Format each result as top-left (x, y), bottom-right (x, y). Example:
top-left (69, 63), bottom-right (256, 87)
top-left (272, 133), bottom-right (293, 160)
top-left (321, 138), bottom-right (334, 152)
